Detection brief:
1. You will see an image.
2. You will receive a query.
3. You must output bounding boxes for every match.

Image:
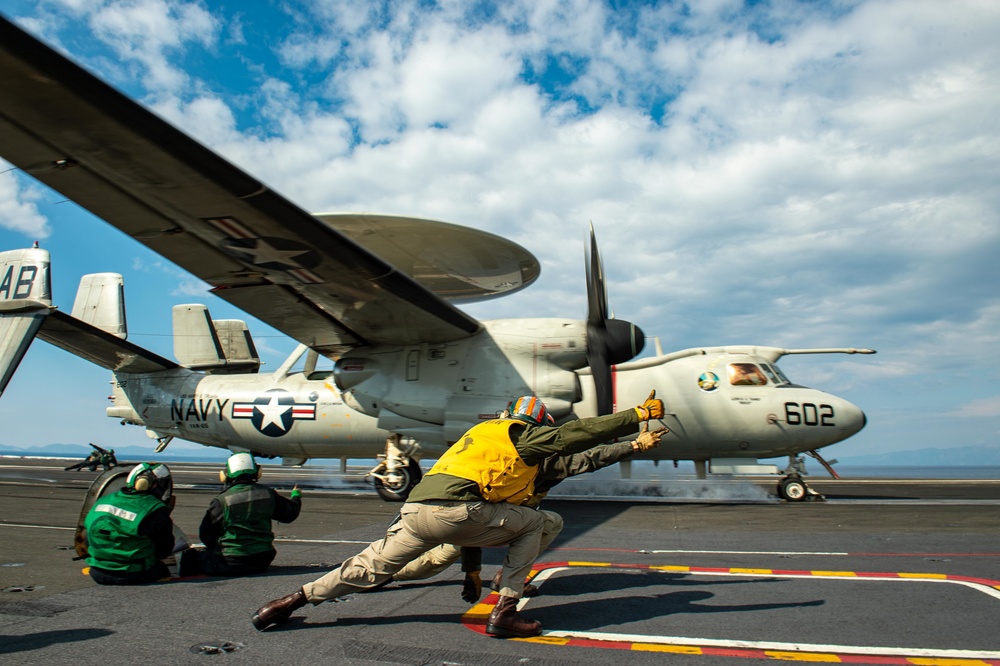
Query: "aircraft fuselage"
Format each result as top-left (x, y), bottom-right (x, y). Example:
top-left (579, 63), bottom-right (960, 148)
top-left (110, 368), bottom-right (398, 460)
top-left (606, 349), bottom-right (867, 461)
top-left (333, 325), bottom-right (867, 463)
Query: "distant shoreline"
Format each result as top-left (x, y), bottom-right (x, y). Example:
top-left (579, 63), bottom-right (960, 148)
top-left (4, 452), bottom-right (998, 479)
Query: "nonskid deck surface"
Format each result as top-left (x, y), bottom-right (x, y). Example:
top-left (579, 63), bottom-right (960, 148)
top-left (2, 459), bottom-right (999, 665)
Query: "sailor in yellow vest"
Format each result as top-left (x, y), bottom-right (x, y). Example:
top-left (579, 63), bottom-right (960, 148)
top-left (390, 425), bottom-right (666, 601)
top-left (252, 392), bottom-right (666, 638)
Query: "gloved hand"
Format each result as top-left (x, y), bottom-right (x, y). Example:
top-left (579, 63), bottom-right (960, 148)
top-left (291, 485), bottom-right (302, 500)
top-left (461, 570), bottom-right (482, 603)
top-left (633, 426), bottom-right (668, 451)
top-left (634, 390), bottom-right (664, 421)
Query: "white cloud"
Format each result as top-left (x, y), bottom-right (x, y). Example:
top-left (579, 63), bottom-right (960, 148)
top-left (5, 0), bottom-right (1000, 459)
top-left (171, 278), bottom-right (212, 298)
top-left (949, 397), bottom-right (1000, 418)
top-left (0, 164), bottom-right (51, 239)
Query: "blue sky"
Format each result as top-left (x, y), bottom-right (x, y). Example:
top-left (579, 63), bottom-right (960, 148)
top-left (1, 0), bottom-right (999, 463)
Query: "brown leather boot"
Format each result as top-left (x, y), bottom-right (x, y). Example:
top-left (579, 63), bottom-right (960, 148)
top-left (490, 570), bottom-right (538, 597)
top-left (485, 595), bottom-right (542, 638)
top-left (251, 588), bottom-right (307, 631)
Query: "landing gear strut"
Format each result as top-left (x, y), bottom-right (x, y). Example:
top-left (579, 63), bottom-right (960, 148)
top-left (777, 455), bottom-right (825, 502)
top-left (366, 434), bottom-right (422, 502)
top-left (154, 435), bottom-right (174, 453)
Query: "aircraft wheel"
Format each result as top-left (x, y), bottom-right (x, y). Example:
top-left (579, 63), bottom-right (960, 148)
top-left (374, 459), bottom-right (422, 502)
top-left (778, 477), bottom-right (807, 502)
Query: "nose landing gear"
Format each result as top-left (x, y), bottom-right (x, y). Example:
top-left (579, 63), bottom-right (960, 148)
top-left (777, 455), bottom-right (827, 502)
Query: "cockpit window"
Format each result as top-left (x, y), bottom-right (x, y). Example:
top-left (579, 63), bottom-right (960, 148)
top-left (759, 363), bottom-right (780, 385)
top-left (728, 363), bottom-right (768, 386)
top-left (769, 363), bottom-right (791, 384)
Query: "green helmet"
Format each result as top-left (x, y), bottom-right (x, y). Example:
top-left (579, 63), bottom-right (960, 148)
top-left (222, 452), bottom-right (260, 482)
top-left (125, 462), bottom-right (172, 499)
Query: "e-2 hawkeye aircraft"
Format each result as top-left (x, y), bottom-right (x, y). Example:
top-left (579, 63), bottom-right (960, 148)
top-left (0, 16), bottom-right (874, 501)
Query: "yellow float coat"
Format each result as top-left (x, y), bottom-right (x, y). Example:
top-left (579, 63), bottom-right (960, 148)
top-left (425, 420), bottom-right (537, 504)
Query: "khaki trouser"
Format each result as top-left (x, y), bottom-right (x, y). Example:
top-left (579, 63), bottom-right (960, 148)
top-left (393, 509), bottom-right (564, 582)
top-left (302, 500), bottom-right (547, 603)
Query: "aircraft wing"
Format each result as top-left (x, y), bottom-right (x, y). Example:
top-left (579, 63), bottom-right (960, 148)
top-left (0, 17), bottom-right (539, 357)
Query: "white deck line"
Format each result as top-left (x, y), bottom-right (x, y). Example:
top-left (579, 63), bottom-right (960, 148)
top-left (524, 565), bottom-right (1000, 659)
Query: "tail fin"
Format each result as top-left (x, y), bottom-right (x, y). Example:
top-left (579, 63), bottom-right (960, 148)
top-left (213, 319), bottom-right (260, 372)
top-left (173, 304), bottom-right (260, 373)
top-left (0, 246), bottom-right (177, 383)
top-left (0, 247), bottom-right (53, 396)
top-left (70, 273), bottom-right (126, 338)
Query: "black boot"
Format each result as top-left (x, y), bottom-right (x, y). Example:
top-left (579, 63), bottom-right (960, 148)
top-left (252, 588), bottom-right (307, 631)
top-left (485, 595), bottom-right (542, 638)
top-left (490, 570), bottom-right (538, 597)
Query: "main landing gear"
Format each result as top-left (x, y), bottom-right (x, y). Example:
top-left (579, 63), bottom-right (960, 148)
top-left (777, 454), bottom-right (827, 502)
top-left (366, 434), bottom-right (422, 502)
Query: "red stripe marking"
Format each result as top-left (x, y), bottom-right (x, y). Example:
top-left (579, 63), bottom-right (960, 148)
top-left (460, 560), bottom-right (1000, 663)
top-left (208, 217), bottom-right (251, 238)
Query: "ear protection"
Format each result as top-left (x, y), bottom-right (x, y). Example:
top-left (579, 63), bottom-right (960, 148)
top-left (134, 475), bottom-right (152, 492)
top-left (126, 462), bottom-right (171, 496)
top-left (127, 463), bottom-right (155, 491)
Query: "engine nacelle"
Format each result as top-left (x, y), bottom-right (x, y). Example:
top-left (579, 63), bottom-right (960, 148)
top-left (335, 319), bottom-right (587, 436)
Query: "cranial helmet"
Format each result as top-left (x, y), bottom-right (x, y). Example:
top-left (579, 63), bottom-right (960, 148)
top-left (507, 396), bottom-right (555, 426)
top-left (126, 462), bottom-right (173, 499)
top-left (221, 451), bottom-right (261, 483)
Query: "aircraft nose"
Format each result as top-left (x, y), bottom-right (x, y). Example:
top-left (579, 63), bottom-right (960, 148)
top-left (840, 398), bottom-right (867, 437)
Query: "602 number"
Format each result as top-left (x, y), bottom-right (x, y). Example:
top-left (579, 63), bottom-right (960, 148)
top-left (784, 402), bottom-right (834, 426)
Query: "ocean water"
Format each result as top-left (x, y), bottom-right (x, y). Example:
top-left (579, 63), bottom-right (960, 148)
top-left (557, 462), bottom-right (1000, 483)
top-left (5, 451), bottom-right (999, 480)
top-left (832, 466), bottom-right (1000, 479)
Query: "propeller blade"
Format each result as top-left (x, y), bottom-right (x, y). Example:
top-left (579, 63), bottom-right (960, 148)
top-left (585, 224), bottom-right (608, 325)
top-left (585, 225), bottom-right (645, 415)
top-left (590, 346), bottom-right (614, 416)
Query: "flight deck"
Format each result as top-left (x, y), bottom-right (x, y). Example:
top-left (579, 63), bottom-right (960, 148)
top-left (2, 458), bottom-right (998, 665)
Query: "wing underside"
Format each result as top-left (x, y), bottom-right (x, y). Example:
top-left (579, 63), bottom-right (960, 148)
top-left (0, 17), bottom-right (513, 356)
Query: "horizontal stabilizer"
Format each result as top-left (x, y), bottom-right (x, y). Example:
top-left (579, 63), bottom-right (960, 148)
top-left (38, 309), bottom-right (178, 373)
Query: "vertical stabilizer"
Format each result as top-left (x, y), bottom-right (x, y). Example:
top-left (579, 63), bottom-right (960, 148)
top-left (0, 247), bottom-right (53, 396)
top-left (173, 304), bottom-right (225, 367)
top-left (71, 273), bottom-right (126, 339)
top-left (213, 319), bottom-right (260, 372)
top-left (173, 304), bottom-right (260, 373)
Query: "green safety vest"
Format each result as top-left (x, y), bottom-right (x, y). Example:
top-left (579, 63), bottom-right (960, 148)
top-left (85, 491), bottom-right (165, 573)
top-left (217, 483), bottom-right (276, 557)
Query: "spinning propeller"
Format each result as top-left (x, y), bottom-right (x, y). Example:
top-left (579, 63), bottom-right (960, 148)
top-left (585, 226), bottom-right (645, 415)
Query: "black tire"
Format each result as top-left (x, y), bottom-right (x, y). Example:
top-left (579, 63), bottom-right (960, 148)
top-left (374, 459), bottom-right (422, 502)
top-left (778, 477), bottom-right (807, 502)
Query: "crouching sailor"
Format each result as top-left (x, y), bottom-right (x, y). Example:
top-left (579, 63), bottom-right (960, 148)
top-left (83, 462), bottom-right (178, 585)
